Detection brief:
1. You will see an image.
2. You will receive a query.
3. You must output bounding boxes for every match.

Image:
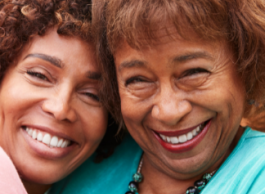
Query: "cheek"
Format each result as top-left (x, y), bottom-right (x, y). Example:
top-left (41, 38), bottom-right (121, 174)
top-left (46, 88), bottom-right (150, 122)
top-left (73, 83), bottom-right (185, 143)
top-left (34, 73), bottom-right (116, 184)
top-left (0, 75), bottom-right (44, 116)
top-left (82, 108), bottom-right (108, 143)
top-left (119, 84), bottom-right (152, 123)
top-left (120, 93), bottom-right (144, 126)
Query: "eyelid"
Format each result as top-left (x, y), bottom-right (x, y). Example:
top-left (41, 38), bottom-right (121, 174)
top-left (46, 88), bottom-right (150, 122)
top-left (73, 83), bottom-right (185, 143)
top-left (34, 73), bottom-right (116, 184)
top-left (84, 92), bottom-right (100, 102)
top-left (26, 69), bottom-right (51, 82)
top-left (125, 76), bottom-right (147, 86)
top-left (181, 68), bottom-right (209, 78)
top-left (79, 87), bottom-right (101, 103)
top-left (23, 62), bottom-right (58, 80)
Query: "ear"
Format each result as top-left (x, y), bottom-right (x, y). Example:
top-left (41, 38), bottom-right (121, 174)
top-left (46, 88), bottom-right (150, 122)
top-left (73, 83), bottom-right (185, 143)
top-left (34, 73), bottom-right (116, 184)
top-left (240, 118), bottom-right (249, 127)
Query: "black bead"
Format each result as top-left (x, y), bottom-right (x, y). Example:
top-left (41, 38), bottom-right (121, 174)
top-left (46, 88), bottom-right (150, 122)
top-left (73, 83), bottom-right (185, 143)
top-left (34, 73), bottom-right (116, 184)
top-left (128, 181), bottom-right (138, 192)
top-left (186, 186), bottom-right (200, 194)
top-left (125, 192), bottom-right (135, 194)
top-left (194, 179), bottom-right (207, 190)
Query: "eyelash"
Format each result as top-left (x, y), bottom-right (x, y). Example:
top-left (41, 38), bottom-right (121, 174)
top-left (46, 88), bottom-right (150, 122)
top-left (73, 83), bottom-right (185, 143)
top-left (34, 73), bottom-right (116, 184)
top-left (125, 68), bottom-right (209, 85)
top-left (27, 70), bottom-right (48, 81)
top-left (182, 68), bottom-right (209, 77)
top-left (125, 76), bottom-right (146, 86)
top-left (26, 70), bottom-right (101, 104)
top-left (84, 92), bottom-right (100, 102)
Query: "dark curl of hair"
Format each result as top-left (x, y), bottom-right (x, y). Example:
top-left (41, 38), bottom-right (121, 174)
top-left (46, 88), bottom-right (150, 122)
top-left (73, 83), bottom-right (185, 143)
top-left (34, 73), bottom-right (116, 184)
top-left (0, 0), bottom-right (92, 81)
top-left (94, 0), bottom-right (265, 127)
top-left (0, 0), bottom-right (120, 161)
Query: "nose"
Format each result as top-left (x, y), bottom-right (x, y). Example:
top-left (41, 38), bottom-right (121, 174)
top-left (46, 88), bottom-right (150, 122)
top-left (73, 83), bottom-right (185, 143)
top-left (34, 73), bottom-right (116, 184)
top-left (151, 88), bottom-right (192, 126)
top-left (41, 87), bottom-right (77, 122)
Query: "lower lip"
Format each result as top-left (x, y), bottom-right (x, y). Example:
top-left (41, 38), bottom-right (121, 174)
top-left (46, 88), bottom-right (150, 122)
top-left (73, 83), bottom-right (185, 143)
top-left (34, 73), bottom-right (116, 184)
top-left (21, 128), bottom-right (77, 159)
top-left (153, 120), bottom-right (211, 153)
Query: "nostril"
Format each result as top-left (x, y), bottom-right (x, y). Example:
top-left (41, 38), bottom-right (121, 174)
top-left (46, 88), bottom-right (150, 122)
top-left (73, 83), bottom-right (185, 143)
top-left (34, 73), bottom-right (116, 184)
top-left (41, 99), bottom-right (76, 122)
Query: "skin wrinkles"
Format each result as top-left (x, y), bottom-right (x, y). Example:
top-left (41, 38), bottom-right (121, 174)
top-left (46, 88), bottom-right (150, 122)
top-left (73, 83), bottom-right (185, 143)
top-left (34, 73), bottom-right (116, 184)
top-left (114, 33), bottom-right (245, 194)
top-left (171, 51), bottom-right (214, 64)
top-left (118, 60), bottom-right (147, 72)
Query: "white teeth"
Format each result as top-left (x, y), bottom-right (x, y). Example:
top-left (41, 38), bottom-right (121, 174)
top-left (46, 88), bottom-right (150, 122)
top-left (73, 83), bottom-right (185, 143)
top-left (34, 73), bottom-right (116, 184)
top-left (61, 140), bottom-right (70, 148)
top-left (37, 132), bottom-right (43, 141)
top-left (196, 125), bottom-right (201, 132)
top-left (166, 137), bottom-right (171, 143)
top-left (24, 127), bottom-right (71, 148)
top-left (171, 137), bottom-right (179, 144)
top-left (50, 136), bottom-right (58, 147)
top-left (42, 134), bottom-right (51, 145)
top-left (187, 132), bottom-right (193, 140)
top-left (32, 131), bottom-right (37, 139)
top-left (160, 134), bottom-right (167, 141)
top-left (179, 135), bottom-right (187, 143)
top-left (192, 129), bottom-right (197, 136)
top-left (61, 141), bottom-right (67, 148)
top-left (159, 123), bottom-right (205, 145)
top-left (28, 129), bottom-right (33, 136)
top-left (57, 139), bottom-right (63, 147)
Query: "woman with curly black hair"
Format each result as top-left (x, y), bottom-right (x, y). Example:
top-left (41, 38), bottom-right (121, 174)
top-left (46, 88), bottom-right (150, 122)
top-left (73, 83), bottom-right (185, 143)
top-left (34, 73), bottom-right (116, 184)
top-left (0, 0), bottom-right (116, 193)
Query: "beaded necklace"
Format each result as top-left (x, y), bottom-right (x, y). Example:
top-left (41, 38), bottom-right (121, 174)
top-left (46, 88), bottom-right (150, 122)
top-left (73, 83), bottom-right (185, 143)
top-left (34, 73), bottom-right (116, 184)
top-left (125, 156), bottom-right (216, 194)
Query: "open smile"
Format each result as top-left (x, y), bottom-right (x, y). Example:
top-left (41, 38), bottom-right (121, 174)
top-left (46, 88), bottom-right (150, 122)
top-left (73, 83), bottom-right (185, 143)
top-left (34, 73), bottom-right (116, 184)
top-left (23, 126), bottom-right (72, 148)
top-left (153, 119), bottom-right (212, 153)
top-left (21, 125), bottom-right (77, 159)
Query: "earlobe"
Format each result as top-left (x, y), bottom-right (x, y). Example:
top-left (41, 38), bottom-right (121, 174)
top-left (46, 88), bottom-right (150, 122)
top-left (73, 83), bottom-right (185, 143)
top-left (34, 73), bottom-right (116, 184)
top-left (240, 118), bottom-right (248, 127)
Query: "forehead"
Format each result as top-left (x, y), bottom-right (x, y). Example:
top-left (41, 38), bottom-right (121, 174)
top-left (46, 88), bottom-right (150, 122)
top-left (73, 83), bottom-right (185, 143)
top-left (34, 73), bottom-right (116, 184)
top-left (19, 28), bottom-right (98, 71)
top-left (113, 23), bottom-right (216, 54)
top-left (115, 33), bottom-right (224, 61)
top-left (113, 35), bottom-right (235, 77)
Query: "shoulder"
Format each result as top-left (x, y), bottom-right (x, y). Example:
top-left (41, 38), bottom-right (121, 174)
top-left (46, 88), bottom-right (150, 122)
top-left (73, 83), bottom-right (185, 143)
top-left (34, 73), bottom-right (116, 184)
top-left (203, 128), bottom-right (265, 194)
top-left (51, 134), bottom-right (142, 194)
top-left (0, 147), bottom-right (27, 194)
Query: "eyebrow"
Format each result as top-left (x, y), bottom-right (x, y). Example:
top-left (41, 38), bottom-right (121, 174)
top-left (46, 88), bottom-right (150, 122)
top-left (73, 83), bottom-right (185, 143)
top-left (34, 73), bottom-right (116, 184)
top-left (24, 53), bottom-right (64, 68)
top-left (118, 60), bottom-right (146, 72)
top-left (86, 71), bottom-right (101, 80)
top-left (172, 51), bottom-right (214, 63)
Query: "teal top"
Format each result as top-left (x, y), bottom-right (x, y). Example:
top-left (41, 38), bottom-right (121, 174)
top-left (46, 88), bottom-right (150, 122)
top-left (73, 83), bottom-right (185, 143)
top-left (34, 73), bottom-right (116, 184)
top-left (50, 127), bottom-right (265, 194)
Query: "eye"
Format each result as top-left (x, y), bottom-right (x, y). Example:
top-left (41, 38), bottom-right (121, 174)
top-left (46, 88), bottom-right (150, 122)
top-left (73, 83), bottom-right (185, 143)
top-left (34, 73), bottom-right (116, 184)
top-left (27, 70), bottom-right (48, 81)
top-left (181, 68), bottom-right (209, 78)
top-left (125, 76), bottom-right (147, 86)
top-left (83, 92), bottom-right (100, 102)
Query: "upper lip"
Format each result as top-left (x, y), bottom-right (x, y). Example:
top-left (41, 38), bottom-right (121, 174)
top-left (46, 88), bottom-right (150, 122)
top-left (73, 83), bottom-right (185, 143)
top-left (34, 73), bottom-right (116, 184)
top-left (22, 124), bottom-right (77, 143)
top-left (152, 120), bottom-right (208, 136)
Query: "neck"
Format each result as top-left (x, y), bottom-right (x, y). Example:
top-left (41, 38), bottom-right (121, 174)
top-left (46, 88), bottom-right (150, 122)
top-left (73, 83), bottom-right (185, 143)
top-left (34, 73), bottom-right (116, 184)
top-left (140, 155), bottom-right (202, 194)
top-left (23, 180), bottom-right (51, 194)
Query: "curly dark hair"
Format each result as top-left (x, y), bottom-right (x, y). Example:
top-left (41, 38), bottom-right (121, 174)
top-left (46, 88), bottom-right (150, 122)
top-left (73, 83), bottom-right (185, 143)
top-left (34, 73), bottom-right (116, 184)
top-left (0, 0), bottom-right (120, 159)
top-left (94, 0), bottom-right (265, 127)
top-left (0, 0), bottom-right (93, 81)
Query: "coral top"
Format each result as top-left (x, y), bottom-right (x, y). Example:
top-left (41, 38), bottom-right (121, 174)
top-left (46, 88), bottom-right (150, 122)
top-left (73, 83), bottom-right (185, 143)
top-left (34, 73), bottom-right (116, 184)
top-left (0, 147), bottom-right (27, 194)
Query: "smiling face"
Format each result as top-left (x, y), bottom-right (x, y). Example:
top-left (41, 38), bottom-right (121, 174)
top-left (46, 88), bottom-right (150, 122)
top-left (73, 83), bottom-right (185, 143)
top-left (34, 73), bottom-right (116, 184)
top-left (0, 28), bottom-right (108, 184)
top-left (114, 33), bottom-right (245, 179)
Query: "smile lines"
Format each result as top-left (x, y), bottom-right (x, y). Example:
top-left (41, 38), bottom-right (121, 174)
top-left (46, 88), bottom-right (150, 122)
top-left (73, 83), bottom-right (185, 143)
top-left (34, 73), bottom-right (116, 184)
top-left (159, 124), bottom-right (204, 144)
top-left (23, 126), bottom-right (71, 148)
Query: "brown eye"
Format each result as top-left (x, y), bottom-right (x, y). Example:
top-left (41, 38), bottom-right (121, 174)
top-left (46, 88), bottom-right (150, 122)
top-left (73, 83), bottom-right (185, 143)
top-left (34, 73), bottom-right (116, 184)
top-left (27, 70), bottom-right (48, 81)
